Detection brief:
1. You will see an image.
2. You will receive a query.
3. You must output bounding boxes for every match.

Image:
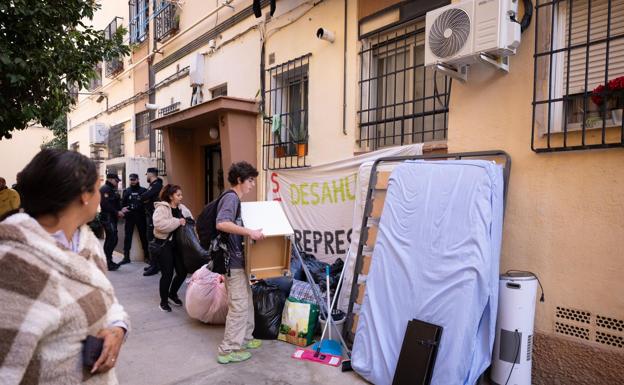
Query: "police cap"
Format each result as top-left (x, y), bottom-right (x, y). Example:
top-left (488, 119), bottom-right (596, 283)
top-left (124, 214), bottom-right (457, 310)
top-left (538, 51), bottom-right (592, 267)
top-left (106, 173), bottom-right (120, 181)
top-left (129, 173), bottom-right (139, 180)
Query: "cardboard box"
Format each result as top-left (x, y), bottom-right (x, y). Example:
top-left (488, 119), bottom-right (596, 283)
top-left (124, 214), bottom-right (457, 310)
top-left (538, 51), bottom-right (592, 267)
top-left (241, 201), bottom-right (294, 281)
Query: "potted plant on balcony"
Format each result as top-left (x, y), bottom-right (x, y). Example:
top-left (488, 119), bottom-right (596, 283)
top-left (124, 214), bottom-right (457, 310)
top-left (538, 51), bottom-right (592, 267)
top-left (271, 116), bottom-right (287, 158)
top-left (591, 75), bottom-right (624, 125)
top-left (288, 125), bottom-right (308, 157)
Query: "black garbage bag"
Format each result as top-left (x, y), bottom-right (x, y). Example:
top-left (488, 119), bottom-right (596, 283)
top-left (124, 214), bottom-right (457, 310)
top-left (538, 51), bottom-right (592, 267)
top-left (308, 258), bottom-right (330, 289)
top-left (252, 280), bottom-right (287, 340)
top-left (175, 218), bottom-right (211, 273)
top-left (264, 276), bottom-right (293, 299)
top-left (290, 251), bottom-right (305, 281)
top-left (290, 250), bottom-right (330, 284)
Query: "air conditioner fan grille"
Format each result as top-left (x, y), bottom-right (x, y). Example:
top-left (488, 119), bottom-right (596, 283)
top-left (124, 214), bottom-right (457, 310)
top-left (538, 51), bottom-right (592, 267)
top-left (429, 8), bottom-right (471, 59)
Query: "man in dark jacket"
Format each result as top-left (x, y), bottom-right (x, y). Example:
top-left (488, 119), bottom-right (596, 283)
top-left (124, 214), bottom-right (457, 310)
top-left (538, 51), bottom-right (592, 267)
top-left (100, 173), bottom-right (124, 271)
top-left (141, 167), bottom-right (163, 276)
top-left (120, 173), bottom-right (148, 265)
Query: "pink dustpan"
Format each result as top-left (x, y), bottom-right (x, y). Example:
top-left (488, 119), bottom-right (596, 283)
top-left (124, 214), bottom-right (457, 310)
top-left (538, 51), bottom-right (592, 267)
top-left (291, 348), bottom-right (342, 367)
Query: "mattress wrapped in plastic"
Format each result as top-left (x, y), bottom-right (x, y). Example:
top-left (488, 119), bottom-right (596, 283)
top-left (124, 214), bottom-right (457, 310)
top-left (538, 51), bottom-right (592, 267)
top-left (352, 160), bottom-right (504, 385)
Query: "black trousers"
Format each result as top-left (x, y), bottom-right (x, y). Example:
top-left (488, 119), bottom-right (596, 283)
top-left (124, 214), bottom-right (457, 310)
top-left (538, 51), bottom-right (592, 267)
top-left (123, 211), bottom-right (148, 256)
top-left (145, 211), bottom-right (157, 266)
top-left (103, 221), bottom-right (118, 264)
top-left (158, 239), bottom-right (187, 304)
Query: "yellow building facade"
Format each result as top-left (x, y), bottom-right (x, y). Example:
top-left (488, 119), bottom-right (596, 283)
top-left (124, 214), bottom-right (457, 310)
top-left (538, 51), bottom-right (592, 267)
top-left (70, 0), bottom-right (624, 382)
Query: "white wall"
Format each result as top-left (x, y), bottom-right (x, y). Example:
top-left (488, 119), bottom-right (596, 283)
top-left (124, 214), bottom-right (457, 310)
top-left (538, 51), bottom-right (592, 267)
top-left (0, 126), bottom-right (52, 186)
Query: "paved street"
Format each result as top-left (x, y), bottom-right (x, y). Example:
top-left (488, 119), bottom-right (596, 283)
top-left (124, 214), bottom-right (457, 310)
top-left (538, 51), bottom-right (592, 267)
top-left (108, 257), bottom-right (366, 385)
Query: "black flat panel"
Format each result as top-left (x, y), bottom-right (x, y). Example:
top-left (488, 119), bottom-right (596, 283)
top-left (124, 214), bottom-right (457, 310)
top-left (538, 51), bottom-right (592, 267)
top-left (392, 319), bottom-right (443, 385)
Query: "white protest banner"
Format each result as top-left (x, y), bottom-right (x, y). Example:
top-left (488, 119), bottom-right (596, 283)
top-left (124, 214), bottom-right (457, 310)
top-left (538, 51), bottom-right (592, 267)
top-left (266, 144), bottom-right (423, 262)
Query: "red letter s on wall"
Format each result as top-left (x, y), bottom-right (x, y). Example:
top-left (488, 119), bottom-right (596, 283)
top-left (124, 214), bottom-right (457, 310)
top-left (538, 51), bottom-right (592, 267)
top-left (271, 172), bottom-right (282, 201)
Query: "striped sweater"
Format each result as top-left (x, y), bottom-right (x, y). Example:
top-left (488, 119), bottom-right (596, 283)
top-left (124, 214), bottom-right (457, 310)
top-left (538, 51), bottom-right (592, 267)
top-left (0, 214), bottom-right (129, 384)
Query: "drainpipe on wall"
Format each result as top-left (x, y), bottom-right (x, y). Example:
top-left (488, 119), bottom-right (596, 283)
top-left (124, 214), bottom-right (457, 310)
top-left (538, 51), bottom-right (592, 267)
top-left (342, 0), bottom-right (347, 136)
top-left (260, 39), bottom-right (266, 117)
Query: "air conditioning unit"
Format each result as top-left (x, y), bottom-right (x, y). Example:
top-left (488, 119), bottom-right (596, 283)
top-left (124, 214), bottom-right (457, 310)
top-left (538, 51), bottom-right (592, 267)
top-left (424, 0), bottom-right (521, 68)
top-left (89, 123), bottom-right (109, 145)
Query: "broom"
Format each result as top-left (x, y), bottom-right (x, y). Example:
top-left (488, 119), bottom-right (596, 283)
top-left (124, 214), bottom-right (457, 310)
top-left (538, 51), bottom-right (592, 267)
top-left (292, 266), bottom-right (344, 366)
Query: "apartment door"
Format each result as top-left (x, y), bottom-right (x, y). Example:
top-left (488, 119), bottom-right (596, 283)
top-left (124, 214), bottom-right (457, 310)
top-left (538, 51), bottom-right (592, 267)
top-left (204, 145), bottom-right (224, 204)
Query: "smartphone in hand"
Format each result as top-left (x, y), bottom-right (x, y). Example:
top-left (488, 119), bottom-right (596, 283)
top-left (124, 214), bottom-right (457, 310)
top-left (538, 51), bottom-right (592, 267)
top-left (82, 335), bottom-right (104, 368)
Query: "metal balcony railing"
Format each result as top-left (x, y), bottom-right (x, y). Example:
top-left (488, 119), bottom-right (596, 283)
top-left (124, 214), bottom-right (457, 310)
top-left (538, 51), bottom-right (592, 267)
top-left (155, 3), bottom-right (179, 42)
top-left (105, 57), bottom-right (123, 78)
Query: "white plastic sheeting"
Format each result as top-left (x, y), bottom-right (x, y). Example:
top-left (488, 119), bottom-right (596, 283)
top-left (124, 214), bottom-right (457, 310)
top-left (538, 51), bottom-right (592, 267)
top-left (352, 160), bottom-right (504, 385)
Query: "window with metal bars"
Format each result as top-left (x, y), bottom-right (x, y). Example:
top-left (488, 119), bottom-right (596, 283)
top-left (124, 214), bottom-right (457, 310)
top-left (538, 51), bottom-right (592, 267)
top-left (88, 62), bottom-right (103, 90)
top-left (154, 1), bottom-right (179, 42)
top-left (211, 83), bottom-right (228, 98)
top-left (532, 0), bottom-right (624, 152)
top-left (104, 18), bottom-right (124, 77)
top-left (262, 54), bottom-right (310, 170)
top-left (129, 0), bottom-right (149, 44)
top-left (108, 123), bottom-right (125, 159)
top-left (358, 20), bottom-right (451, 151)
top-left (155, 129), bottom-right (167, 175)
top-left (135, 110), bottom-right (153, 141)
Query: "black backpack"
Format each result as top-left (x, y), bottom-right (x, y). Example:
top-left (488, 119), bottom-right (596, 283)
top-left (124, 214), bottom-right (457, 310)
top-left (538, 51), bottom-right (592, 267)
top-left (196, 190), bottom-right (240, 275)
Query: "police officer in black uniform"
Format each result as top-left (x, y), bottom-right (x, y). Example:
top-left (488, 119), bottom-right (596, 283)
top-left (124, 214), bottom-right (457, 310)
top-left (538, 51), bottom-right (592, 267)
top-left (100, 173), bottom-right (124, 271)
top-left (141, 167), bottom-right (163, 276)
top-left (120, 173), bottom-right (148, 265)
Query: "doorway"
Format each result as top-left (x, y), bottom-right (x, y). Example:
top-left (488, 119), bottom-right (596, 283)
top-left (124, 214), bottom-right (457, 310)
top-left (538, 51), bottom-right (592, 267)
top-left (204, 145), bottom-right (224, 204)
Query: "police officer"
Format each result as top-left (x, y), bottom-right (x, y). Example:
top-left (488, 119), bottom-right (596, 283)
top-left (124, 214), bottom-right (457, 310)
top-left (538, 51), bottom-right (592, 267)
top-left (120, 173), bottom-right (148, 265)
top-left (141, 167), bottom-right (163, 276)
top-left (100, 173), bottom-right (124, 271)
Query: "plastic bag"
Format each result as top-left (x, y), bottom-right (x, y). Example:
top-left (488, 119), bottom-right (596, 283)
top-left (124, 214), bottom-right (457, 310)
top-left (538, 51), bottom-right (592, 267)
top-left (290, 251), bottom-right (329, 284)
top-left (185, 266), bottom-right (228, 324)
top-left (278, 297), bottom-right (320, 347)
top-left (175, 218), bottom-right (211, 273)
top-left (264, 276), bottom-right (293, 299)
top-left (289, 279), bottom-right (321, 306)
top-left (252, 281), bottom-right (287, 340)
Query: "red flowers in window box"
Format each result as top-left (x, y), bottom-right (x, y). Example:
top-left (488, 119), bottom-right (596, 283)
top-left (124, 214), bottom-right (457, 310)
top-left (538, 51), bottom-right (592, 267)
top-left (591, 75), bottom-right (624, 107)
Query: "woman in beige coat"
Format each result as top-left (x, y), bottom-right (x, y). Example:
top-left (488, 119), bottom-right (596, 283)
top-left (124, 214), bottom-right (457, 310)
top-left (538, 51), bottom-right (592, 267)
top-left (152, 184), bottom-right (193, 312)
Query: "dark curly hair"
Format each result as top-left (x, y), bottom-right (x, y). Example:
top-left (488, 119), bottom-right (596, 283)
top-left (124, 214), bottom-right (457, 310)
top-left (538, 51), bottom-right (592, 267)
top-left (17, 149), bottom-right (98, 218)
top-left (159, 184), bottom-right (182, 203)
top-left (227, 161), bottom-right (259, 186)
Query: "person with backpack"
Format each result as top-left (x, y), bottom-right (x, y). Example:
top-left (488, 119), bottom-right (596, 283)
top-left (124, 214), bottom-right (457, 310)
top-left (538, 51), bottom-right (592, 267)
top-left (152, 184), bottom-right (193, 312)
top-left (211, 162), bottom-right (264, 364)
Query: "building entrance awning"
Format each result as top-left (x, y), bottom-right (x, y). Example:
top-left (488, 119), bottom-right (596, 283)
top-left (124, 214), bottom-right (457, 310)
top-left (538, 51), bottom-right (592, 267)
top-left (150, 96), bottom-right (259, 131)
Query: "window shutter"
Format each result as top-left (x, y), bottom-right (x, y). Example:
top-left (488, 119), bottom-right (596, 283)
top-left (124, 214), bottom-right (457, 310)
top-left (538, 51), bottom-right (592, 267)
top-left (563, 0), bottom-right (624, 94)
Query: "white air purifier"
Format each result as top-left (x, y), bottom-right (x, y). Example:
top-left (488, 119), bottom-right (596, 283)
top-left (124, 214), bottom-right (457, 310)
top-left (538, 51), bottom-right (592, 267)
top-left (491, 272), bottom-right (538, 385)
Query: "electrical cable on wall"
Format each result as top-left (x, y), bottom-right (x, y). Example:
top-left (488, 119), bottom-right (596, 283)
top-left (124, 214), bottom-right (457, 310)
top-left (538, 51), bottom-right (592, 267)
top-left (433, 70), bottom-right (453, 108)
top-left (510, 0), bottom-right (533, 33)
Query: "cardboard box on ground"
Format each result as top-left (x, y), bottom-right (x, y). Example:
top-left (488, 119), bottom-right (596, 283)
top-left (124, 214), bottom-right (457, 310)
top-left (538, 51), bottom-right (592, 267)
top-left (241, 201), bottom-right (293, 281)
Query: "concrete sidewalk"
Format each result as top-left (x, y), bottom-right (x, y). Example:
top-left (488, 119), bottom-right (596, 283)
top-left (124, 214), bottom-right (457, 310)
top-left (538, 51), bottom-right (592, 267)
top-left (108, 258), bottom-right (366, 385)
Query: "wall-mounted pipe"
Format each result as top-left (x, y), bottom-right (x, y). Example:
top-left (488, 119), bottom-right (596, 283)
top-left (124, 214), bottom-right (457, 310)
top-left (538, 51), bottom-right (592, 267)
top-left (342, 0), bottom-right (347, 135)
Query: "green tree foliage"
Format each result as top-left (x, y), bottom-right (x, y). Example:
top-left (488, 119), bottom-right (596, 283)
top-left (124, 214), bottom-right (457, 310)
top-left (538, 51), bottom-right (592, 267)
top-left (41, 114), bottom-right (68, 150)
top-left (0, 0), bottom-right (129, 139)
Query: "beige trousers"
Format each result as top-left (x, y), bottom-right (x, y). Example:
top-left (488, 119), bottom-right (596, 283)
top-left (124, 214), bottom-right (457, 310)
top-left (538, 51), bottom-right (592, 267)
top-left (218, 268), bottom-right (255, 354)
